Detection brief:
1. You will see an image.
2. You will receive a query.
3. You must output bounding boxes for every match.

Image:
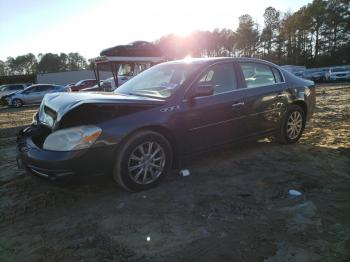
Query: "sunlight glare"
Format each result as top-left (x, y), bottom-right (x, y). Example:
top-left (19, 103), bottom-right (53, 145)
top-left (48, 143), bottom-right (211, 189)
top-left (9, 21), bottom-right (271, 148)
top-left (184, 55), bottom-right (193, 63)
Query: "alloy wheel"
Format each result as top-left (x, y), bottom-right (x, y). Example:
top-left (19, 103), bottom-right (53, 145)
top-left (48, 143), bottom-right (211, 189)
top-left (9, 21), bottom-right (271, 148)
top-left (13, 99), bottom-right (22, 107)
top-left (127, 141), bottom-right (165, 185)
top-left (286, 111), bottom-right (303, 140)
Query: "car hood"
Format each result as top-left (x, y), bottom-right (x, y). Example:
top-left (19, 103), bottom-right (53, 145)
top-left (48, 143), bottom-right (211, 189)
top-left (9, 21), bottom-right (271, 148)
top-left (38, 92), bottom-right (165, 129)
top-left (2, 90), bottom-right (22, 97)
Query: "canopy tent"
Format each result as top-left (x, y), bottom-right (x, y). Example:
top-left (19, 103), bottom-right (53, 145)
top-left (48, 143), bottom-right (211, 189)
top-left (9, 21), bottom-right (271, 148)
top-left (89, 41), bottom-right (165, 88)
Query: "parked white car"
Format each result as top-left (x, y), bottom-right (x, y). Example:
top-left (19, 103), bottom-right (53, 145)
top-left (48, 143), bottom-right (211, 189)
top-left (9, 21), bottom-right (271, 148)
top-left (329, 67), bottom-right (350, 81)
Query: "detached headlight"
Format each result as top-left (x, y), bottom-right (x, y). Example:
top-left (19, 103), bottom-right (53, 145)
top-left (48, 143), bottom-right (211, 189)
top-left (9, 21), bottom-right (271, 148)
top-left (43, 125), bottom-right (102, 151)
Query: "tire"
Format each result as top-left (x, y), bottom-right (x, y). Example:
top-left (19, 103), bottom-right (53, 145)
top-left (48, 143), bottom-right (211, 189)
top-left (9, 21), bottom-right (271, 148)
top-left (113, 130), bottom-right (173, 192)
top-left (12, 98), bottom-right (23, 108)
top-left (276, 104), bottom-right (306, 144)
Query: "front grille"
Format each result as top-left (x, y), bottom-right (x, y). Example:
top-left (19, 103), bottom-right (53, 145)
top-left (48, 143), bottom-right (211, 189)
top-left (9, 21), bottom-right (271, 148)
top-left (31, 125), bottom-right (52, 148)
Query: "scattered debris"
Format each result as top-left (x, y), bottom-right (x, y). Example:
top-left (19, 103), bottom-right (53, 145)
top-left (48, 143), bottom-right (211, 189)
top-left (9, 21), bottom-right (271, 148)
top-left (179, 169), bottom-right (191, 177)
top-left (116, 202), bottom-right (125, 209)
top-left (288, 189), bottom-right (302, 196)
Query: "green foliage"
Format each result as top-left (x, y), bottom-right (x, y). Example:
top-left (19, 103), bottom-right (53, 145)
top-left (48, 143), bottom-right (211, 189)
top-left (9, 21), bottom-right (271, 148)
top-left (1, 52), bottom-right (87, 76)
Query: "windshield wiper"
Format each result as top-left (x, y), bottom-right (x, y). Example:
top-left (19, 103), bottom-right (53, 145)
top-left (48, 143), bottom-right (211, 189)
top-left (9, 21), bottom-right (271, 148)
top-left (116, 91), bottom-right (163, 99)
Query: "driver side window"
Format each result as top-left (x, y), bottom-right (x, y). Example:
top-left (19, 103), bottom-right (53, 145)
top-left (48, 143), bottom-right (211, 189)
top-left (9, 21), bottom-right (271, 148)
top-left (196, 63), bottom-right (237, 95)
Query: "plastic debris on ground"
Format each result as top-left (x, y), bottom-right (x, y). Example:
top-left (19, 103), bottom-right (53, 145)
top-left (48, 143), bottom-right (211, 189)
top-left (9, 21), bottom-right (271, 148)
top-left (288, 189), bottom-right (303, 196)
top-left (179, 169), bottom-right (191, 177)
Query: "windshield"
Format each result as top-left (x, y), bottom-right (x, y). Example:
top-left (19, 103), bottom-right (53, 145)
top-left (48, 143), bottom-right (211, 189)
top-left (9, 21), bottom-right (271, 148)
top-left (115, 63), bottom-right (201, 99)
top-left (0, 85), bottom-right (8, 91)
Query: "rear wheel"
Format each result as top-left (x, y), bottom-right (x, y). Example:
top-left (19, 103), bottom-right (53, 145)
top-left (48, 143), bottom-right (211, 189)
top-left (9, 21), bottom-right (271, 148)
top-left (113, 130), bottom-right (173, 192)
top-left (276, 104), bottom-right (305, 144)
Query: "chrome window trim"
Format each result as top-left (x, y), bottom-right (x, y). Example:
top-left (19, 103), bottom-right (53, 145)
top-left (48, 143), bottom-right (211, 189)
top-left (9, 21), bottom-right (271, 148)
top-left (182, 77), bottom-right (285, 102)
top-left (238, 62), bottom-right (286, 88)
top-left (181, 59), bottom-right (286, 102)
top-left (182, 61), bottom-right (238, 100)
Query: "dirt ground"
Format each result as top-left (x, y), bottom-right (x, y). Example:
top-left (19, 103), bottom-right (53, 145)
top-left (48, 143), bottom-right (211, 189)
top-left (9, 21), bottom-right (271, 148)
top-left (0, 83), bottom-right (349, 262)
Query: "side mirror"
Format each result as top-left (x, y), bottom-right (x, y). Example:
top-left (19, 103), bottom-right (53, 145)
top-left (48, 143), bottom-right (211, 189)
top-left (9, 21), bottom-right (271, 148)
top-left (189, 84), bottom-right (214, 99)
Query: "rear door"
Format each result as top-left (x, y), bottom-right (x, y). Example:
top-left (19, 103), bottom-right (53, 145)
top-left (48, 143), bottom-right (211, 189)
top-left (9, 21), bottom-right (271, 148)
top-left (35, 85), bottom-right (56, 103)
top-left (184, 62), bottom-right (247, 152)
top-left (237, 62), bottom-right (287, 136)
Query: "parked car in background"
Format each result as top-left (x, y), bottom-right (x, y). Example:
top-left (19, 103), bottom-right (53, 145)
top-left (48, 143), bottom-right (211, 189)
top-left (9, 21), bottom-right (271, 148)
top-left (7, 84), bottom-right (69, 107)
top-left (303, 68), bottom-right (330, 82)
top-left (329, 67), bottom-right (350, 81)
top-left (18, 58), bottom-right (315, 192)
top-left (81, 78), bottom-right (114, 92)
top-left (0, 83), bottom-right (32, 105)
top-left (281, 65), bottom-right (306, 78)
top-left (65, 83), bottom-right (76, 88)
top-left (70, 79), bottom-right (98, 92)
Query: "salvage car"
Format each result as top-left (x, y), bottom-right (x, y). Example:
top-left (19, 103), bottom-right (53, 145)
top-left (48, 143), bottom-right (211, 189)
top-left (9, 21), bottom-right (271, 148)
top-left (7, 84), bottom-right (69, 107)
top-left (17, 58), bottom-right (316, 191)
top-left (329, 67), bottom-right (350, 81)
top-left (303, 68), bottom-right (330, 82)
top-left (0, 83), bottom-right (32, 105)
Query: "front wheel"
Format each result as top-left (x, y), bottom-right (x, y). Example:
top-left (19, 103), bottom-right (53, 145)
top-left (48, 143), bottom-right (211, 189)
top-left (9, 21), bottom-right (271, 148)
top-left (12, 99), bottom-right (23, 108)
top-left (113, 130), bottom-right (173, 192)
top-left (276, 104), bottom-right (305, 144)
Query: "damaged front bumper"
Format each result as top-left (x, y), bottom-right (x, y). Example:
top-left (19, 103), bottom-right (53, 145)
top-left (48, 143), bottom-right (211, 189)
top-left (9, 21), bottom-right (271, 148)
top-left (16, 125), bottom-right (115, 181)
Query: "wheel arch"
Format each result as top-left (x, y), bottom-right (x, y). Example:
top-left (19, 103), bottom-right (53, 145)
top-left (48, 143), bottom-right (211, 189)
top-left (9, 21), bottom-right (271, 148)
top-left (122, 125), bottom-right (179, 167)
top-left (12, 98), bottom-right (24, 107)
top-left (292, 100), bottom-right (307, 118)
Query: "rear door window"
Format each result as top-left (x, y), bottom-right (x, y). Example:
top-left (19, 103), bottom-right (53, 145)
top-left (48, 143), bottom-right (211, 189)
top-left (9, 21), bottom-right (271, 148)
top-left (36, 86), bottom-right (51, 92)
top-left (26, 86), bottom-right (39, 93)
top-left (239, 62), bottom-right (276, 88)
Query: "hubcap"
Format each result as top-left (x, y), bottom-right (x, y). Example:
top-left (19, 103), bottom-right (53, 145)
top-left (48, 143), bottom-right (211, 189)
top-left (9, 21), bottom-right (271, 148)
top-left (287, 111), bottom-right (303, 140)
top-left (13, 100), bottom-right (21, 107)
top-left (128, 141), bottom-right (165, 185)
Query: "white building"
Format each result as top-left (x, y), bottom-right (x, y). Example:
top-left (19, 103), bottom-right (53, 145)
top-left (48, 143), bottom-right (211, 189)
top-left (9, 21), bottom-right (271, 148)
top-left (37, 70), bottom-right (112, 85)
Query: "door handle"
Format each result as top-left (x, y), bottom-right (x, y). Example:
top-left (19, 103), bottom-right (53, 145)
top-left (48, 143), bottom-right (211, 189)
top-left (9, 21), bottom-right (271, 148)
top-left (232, 101), bottom-right (245, 107)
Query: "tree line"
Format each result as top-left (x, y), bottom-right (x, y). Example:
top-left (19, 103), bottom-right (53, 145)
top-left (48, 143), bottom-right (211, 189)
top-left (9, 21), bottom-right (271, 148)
top-left (156, 0), bottom-right (349, 67)
top-left (0, 0), bottom-right (349, 77)
top-left (0, 52), bottom-right (87, 76)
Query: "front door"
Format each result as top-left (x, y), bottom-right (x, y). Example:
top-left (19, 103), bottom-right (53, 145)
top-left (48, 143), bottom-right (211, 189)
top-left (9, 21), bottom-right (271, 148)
top-left (184, 62), bottom-right (247, 152)
top-left (23, 86), bottom-right (40, 104)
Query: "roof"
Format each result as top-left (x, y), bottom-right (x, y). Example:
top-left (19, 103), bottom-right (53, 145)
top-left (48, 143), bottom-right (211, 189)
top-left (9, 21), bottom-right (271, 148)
top-left (100, 41), bottom-right (163, 57)
top-left (163, 57), bottom-right (279, 67)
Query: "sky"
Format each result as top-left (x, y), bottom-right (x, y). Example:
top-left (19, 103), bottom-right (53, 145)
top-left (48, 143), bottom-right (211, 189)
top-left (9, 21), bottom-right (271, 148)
top-left (0, 0), bottom-right (312, 61)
